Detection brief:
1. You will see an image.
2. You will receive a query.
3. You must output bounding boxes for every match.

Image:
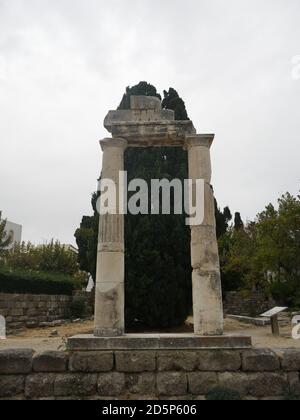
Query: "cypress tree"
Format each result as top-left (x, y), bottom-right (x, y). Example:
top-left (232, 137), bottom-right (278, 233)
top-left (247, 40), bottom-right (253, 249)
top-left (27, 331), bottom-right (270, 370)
top-left (234, 212), bottom-right (244, 231)
top-left (122, 82), bottom-right (192, 330)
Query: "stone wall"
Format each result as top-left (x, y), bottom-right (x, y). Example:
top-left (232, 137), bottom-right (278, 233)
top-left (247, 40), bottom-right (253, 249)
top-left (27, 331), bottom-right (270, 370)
top-left (224, 291), bottom-right (276, 317)
top-left (0, 348), bottom-right (299, 400)
top-left (0, 292), bottom-right (93, 331)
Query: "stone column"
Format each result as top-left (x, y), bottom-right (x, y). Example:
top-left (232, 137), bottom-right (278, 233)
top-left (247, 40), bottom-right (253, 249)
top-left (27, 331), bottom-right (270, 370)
top-left (186, 134), bottom-right (224, 336)
top-left (94, 138), bottom-right (127, 337)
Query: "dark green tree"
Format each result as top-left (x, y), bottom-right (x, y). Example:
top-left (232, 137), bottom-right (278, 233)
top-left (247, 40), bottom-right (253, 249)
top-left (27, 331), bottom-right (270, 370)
top-left (121, 82), bottom-right (192, 329)
top-left (234, 212), bottom-right (244, 231)
top-left (215, 201), bottom-right (232, 238)
top-left (74, 193), bottom-right (99, 280)
top-left (162, 88), bottom-right (189, 120)
top-left (118, 82), bottom-right (161, 110)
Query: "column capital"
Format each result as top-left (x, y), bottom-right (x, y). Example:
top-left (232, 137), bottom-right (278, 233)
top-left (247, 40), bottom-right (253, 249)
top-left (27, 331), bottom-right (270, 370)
top-left (185, 134), bottom-right (215, 149)
top-left (100, 137), bottom-right (128, 151)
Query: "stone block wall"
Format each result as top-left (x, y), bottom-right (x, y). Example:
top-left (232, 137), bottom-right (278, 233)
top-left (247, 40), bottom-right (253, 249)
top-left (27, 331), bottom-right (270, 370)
top-left (73, 291), bottom-right (94, 316)
top-left (0, 292), bottom-right (93, 331)
top-left (0, 348), bottom-right (299, 400)
top-left (224, 291), bottom-right (276, 317)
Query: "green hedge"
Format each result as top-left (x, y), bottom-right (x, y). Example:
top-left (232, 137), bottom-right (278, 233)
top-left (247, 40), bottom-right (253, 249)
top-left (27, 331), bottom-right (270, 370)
top-left (0, 266), bottom-right (74, 295)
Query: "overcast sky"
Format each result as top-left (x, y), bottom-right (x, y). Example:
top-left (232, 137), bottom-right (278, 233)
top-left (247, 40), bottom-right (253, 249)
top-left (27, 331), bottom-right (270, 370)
top-left (0, 0), bottom-right (299, 245)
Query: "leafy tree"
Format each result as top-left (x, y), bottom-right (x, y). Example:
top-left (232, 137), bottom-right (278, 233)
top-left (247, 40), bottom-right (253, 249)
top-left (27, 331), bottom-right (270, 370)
top-left (255, 193), bottom-right (300, 307)
top-left (220, 192), bottom-right (300, 308)
top-left (4, 240), bottom-right (87, 289)
top-left (0, 218), bottom-right (12, 259)
top-left (5, 240), bottom-right (80, 274)
top-left (220, 222), bottom-right (263, 292)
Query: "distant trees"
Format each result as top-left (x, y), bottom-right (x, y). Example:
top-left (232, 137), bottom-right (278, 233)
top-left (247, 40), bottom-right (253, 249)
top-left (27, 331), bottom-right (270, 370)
top-left (0, 219), bottom-right (12, 258)
top-left (0, 239), bottom-right (88, 295)
top-left (219, 193), bottom-right (300, 309)
top-left (5, 241), bottom-right (77, 274)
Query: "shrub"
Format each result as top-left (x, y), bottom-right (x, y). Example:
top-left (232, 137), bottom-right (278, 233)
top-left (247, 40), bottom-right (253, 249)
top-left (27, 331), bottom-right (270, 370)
top-left (284, 393), bottom-right (300, 401)
top-left (71, 297), bottom-right (86, 318)
top-left (0, 266), bottom-right (74, 295)
top-left (5, 241), bottom-right (79, 276)
top-left (206, 387), bottom-right (242, 401)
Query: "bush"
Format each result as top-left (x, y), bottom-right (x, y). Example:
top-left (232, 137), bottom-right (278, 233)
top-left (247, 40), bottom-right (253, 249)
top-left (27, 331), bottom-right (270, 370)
top-left (71, 297), bottom-right (86, 318)
top-left (284, 393), bottom-right (300, 401)
top-left (206, 387), bottom-right (242, 401)
top-left (5, 241), bottom-right (79, 276)
top-left (0, 266), bottom-right (74, 295)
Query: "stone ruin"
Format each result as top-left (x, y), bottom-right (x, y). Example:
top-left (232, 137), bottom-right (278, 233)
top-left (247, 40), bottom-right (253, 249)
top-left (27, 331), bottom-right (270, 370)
top-left (69, 95), bottom-right (251, 350)
top-left (94, 95), bottom-right (223, 338)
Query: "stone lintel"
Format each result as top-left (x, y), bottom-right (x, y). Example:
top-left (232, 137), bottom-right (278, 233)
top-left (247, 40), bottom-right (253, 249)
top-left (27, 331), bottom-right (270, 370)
top-left (106, 121), bottom-right (196, 147)
top-left (67, 334), bottom-right (252, 351)
top-left (185, 134), bottom-right (215, 149)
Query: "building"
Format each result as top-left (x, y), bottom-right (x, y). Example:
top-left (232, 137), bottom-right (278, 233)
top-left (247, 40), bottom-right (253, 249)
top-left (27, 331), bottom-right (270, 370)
top-left (0, 211), bottom-right (22, 249)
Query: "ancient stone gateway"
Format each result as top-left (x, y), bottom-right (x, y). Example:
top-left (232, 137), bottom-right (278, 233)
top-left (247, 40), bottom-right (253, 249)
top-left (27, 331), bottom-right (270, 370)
top-left (94, 95), bottom-right (223, 338)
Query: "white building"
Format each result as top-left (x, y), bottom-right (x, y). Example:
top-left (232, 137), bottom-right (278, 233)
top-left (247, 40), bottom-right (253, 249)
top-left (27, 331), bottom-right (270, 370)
top-left (0, 211), bottom-right (22, 249)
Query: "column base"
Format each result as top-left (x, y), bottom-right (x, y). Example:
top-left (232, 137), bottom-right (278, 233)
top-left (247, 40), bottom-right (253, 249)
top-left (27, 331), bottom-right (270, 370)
top-left (68, 334), bottom-right (252, 351)
top-left (94, 328), bottom-right (124, 337)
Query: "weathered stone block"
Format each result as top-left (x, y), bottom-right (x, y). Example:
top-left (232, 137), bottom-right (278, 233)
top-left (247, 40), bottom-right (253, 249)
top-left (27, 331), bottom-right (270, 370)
top-left (279, 350), bottom-right (300, 371)
top-left (0, 375), bottom-right (25, 398)
top-left (69, 352), bottom-right (114, 372)
top-left (188, 372), bottom-right (218, 395)
top-left (157, 373), bottom-right (187, 396)
top-left (115, 351), bottom-right (156, 372)
top-left (218, 372), bottom-right (289, 398)
top-left (242, 349), bottom-right (280, 372)
top-left (11, 309), bottom-right (23, 317)
top-left (0, 349), bottom-right (34, 374)
top-left (98, 372), bottom-right (125, 396)
top-left (26, 321), bottom-right (39, 328)
top-left (198, 350), bottom-right (241, 371)
top-left (125, 373), bottom-right (156, 395)
top-left (54, 374), bottom-right (97, 397)
top-left (288, 372), bottom-right (300, 397)
top-left (25, 374), bottom-right (56, 399)
top-left (33, 351), bottom-right (68, 372)
top-left (157, 351), bottom-right (198, 372)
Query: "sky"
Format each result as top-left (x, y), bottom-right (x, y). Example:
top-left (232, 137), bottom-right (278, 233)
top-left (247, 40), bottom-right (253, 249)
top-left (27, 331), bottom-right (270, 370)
top-left (0, 0), bottom-right (299, 245)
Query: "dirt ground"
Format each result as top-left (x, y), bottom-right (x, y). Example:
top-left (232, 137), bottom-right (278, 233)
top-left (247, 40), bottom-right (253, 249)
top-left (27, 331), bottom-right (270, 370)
top-left (0, 317), bottom-right (299, 352)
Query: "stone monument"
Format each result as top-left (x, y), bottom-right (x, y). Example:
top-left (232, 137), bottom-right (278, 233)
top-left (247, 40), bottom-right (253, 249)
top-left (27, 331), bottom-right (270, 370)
top-left (68, 96), bottom-right (251, 350)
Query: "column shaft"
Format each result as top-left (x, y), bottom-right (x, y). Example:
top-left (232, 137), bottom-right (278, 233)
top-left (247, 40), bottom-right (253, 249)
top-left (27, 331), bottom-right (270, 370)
top-left (94, 138), bottom-right (127, 337)
top-left (186, 135), bottom-right (224, 336)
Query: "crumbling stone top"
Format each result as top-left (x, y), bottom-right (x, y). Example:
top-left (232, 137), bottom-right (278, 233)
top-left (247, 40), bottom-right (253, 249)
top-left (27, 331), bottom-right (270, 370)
top-left (130, 95), bottom-right (161, 111)
top-left (104, 95), bottom-right (196, 147)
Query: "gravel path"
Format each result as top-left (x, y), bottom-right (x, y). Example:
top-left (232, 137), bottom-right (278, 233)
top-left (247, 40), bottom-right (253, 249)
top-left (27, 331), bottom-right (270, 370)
top-left (0, 318), bottom-right (299, 351)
